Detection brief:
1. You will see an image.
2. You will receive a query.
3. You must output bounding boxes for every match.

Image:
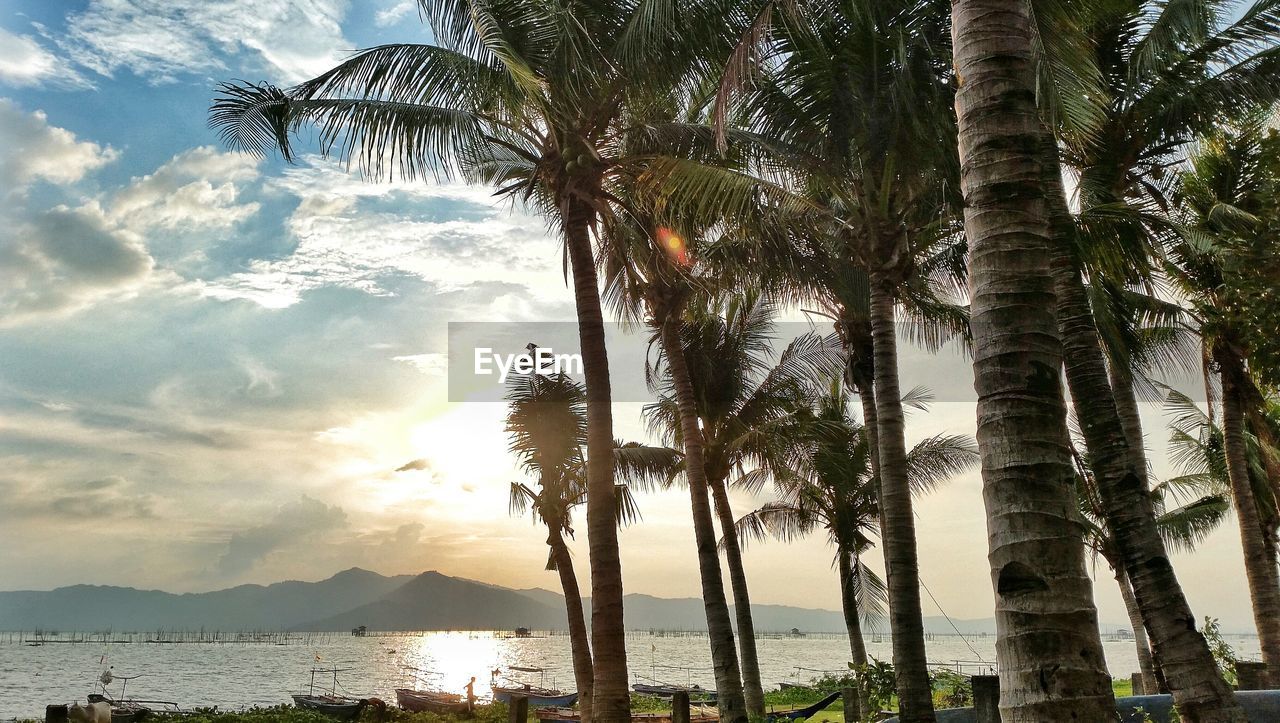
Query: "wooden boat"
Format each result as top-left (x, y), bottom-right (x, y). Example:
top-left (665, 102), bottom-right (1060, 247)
top-left (492, 686), bottom-right (579, 707)
top-left (292, 694), bottom-right (365, 719)
top-left (86, 694), bottom-right (151, 723)
top-left (395, 688), bottom-right (471, 714)
top-left (536, 707), bottom-right (718, 723)
top-left (492, 666), bottom-right (578, 707)
top-left (293, 668), bottom-right (365, 720)
top-left (631, 683), bottom-right (717, 704)
top-left (765, 691), bottom-right (842, 720)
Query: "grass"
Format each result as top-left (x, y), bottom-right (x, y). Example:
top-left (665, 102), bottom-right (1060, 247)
top-left (23, 678), bottom-right (1146, 723)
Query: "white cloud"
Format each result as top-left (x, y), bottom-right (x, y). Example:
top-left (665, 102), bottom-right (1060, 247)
top-left (0, 28), bottom-right (87, 88)
top-left (60, 0), bottom-right (352, 85)
top-left (394, 353), bottom-right (447, 375)
top-left (108, 146), bottom-right (262, 231)
top-left (0, 99), bottom-right (117, 189)
top-left (375, 0), bottom-right (419, 26)
top-left (200, 158), bottom-right (562, 309)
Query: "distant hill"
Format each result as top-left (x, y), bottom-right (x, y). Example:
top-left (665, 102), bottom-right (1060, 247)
top-left (0, 568), bottom-right (411, 631)
top-left (299, 571), bottom-right (566, 631)
top-left (0, 568), bottom-right (1002, 635)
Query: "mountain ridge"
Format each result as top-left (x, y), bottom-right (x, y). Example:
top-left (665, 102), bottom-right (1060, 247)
top-left (0, 568), bottom-right (1012, 634)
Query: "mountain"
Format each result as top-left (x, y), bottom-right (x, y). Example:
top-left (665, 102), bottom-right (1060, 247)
top-left (0, 568), bottom-right (1004, 635)
top-left (511, 591), bottom-right (999, 635)
top-left (0, 568), bottom-right (412, 631)
top-left (299, 571), bottom-right (565, 631)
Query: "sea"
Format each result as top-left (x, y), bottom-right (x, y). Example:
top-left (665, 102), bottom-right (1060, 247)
top-left (0, 630), bottom-right (1261, 719)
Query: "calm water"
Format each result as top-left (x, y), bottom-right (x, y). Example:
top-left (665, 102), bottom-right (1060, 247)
top-left (0, 631), bottom-right (1261, 719)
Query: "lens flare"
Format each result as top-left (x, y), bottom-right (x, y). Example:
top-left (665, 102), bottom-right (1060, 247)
top-left (656, 227), bottom-right (690, 266)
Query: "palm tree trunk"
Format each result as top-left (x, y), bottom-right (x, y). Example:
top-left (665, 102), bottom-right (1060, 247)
top-left (1044, 145), bottom-right (1243, 720)
top-left (867, 280), bottom-right (935, 723)
top-left (563, 199), bottom-right (629, 723)
top-left (951, 1), bottom-right (1116, 716)
top-left (657, 314), bottom-right (748, 723)
top-left (549, 525), bottom-right (594, 723)
top-left (709, 478), bottom-right (766, 716)
top-left (838, 547), bottom-right (869, 667)
top-left (1220, 353), bottom-right (1280, 685)
top-left (1115, 567), bottom-right (1158, 696)
top-left (1108, 364), bottom-right (1151, 481)
top-left (838, 546), bottom-right (867, 722)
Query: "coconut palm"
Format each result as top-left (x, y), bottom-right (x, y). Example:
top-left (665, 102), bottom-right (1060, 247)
top-left (599, 211), bottom-right (754, 718)
top-left (1074, 429), bottom-right (1231, 695)
top-left (207, 3), bottom-right (759, 718)
top-left (1170, 120), bottom-right (1280, 683)
top-left (635, 287), bottom-right (843, 715)
top-left (951, 0), bottom-right (1119, 716)
top-left (1035, 1), bottom-right (1280, 709)
top-left (695, 3), bottom-right (966, 716)
top-left (735, 381), bottom-right (978, 671)
top-left (505, 371), bottom-right (679, 720)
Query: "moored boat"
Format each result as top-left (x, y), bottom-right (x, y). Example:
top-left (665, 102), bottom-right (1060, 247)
top-left (631, 683), bottom-right (717, 704)
top-left (291, 694), bottom-right (365, 720)
top-left (491, 666), bottom-right (578, 707)
top-left (491, 687), bottom-right (579, 707)
top-left (395, 688), bottom-right (472, 714)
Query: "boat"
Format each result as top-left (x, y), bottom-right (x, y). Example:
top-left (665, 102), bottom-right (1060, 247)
top-left (395, 688), bottom-right (472, 714)
top-left (292, 668), bottom-right (365, 720)
top-left (631, 683), bottom-right (717, 704)
top-left (492, 687), bottom-right (580, 707)
top-left (492, 666), bottom-right (579, 707)
top-left (84, 695), bottom-right (151, 723)
top-left (291, 694), bottom-right (365, 720)
top-left (765, 691), bottom-right (842, 720)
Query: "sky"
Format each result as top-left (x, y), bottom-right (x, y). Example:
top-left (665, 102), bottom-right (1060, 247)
top-left (0, 0), bottom-right (1261, 633)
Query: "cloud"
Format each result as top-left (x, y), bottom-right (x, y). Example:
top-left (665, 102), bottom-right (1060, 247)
top-left (393, 353), bottom-right (447, 376)
top-left (0, 474), bottom-right (156, 521)
top-left (217, 496), bottom-right (348, 577)
top-left (375, 1), bottom-right (419, 26)
top-left (199, 158), bottom-right (561, 310)
top-left (0, 203), bottom-right (154, 323)
top-left (108, 146), bottom-right (262, 232)
top-left (0, 99), bottom-right (118, 189)
top-left (396, 458), bottom-right (432, 472)
top-left (59, 0), bottom-right (352, 84)
top-left (0, 28), bottom-right (87, 88)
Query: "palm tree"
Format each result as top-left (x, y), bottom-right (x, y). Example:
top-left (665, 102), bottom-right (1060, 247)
top-left (735, 382), bottom-right (978, 672)
top-left (1075, 430), bottom-right (1231, 695)
top-left (208, 4), bottom-right (756, 719)
top-left (1172, 120), bottom-right (1280, 683)
top-left (600, 215), bottom-right (753, 719)
top-left (1036, 0), bottom-right (1280, 709)
top-left (698, 4), bottom-right (966, 716)
top-left (635, 287), bottom-right (843, 716)
top-left (951, 0), bottom-right (1118, 717)
top-left (505, 372), bottom-right (679, 721)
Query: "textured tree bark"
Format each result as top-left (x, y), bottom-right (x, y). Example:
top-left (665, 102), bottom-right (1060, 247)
top-left (709, 478), bottom-right (766, 716)
top-left (1115, 567), bottom-right (1158, 697)
top-left (867, 280), bottom-right (935, 723)
top-left (838, 547), bottom-right (867, 721)
top-left (1220, 354), bottom-right (1280, 686)
top-left (1108, 364), bottom-right (1151, 482)
top-left (657, 315), bottom-right (749, 723)
top-left (838, 547), bottom-right (870, 668)
top-left (1045, 146), bottom-right (1243, 721)
top-left (563, 200), bottom-right (630, 723)
top-left (951, 0), bottom-right (1117, 717)
top-left (549, 525), bottom-right (594, 723)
